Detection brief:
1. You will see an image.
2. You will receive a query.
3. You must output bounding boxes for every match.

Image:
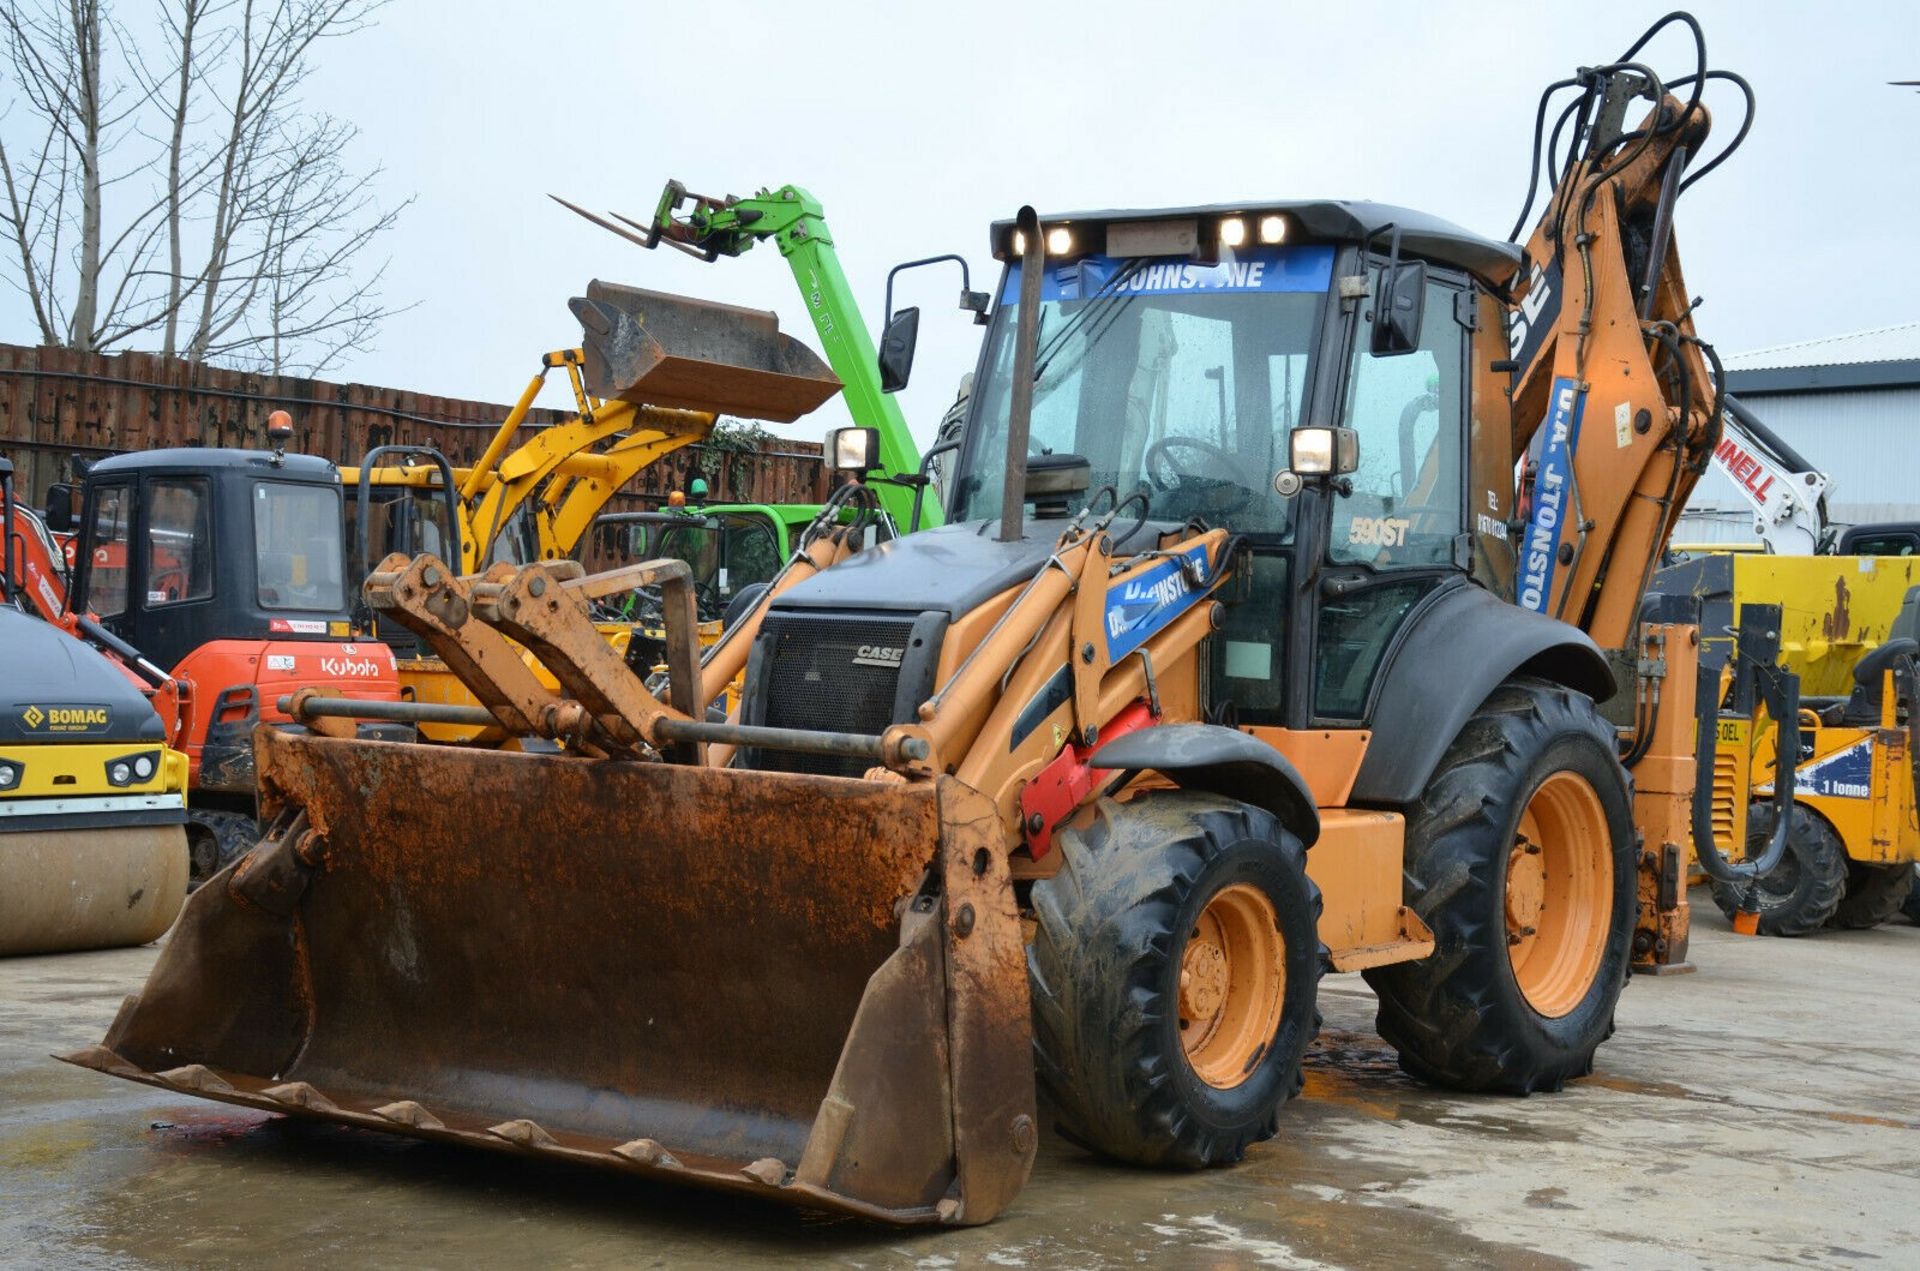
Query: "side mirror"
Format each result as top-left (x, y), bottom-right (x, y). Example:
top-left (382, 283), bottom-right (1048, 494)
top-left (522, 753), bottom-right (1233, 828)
top-left (828, 425), bottom-right (882, 474)
top-left (1370, 260), bottom-right (1427, 357)
top-left (1289, 426), bottom-right (1360, 476)
top-left (878, 306), bottom-right (920, 393)
top-left (43, 483), bottom-right (75, 533)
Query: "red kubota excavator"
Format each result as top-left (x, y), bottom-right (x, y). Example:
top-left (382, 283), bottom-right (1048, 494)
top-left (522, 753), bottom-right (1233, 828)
top-left (37, 415), bottom-right (404, 880)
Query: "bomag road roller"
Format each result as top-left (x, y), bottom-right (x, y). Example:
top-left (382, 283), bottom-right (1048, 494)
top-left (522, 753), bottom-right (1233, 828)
top-left (71, 14), bottom-right (1769, 1225)
top-left (1, 455), bottom-right (189, 955)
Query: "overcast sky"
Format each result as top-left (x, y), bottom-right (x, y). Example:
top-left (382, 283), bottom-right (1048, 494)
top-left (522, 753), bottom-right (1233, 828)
top-left (7, 1), bottom-right (1917, 451)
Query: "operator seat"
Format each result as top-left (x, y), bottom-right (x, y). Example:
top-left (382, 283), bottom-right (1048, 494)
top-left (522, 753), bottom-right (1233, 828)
top-left (1835, 585), bottom-right (1920, 727)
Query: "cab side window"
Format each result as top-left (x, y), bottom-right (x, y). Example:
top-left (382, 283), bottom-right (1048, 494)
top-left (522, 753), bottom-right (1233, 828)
top-left (146, 478), bottom-right (213, 605)
top-left (1330, 275), bottom-right (1467, 568)
top-left (86, 484), bottom-right (133, 617)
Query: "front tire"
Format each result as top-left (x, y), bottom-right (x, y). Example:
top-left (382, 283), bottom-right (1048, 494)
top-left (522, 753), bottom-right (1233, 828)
top-left (1028, 792), bottom-right (1321, 1168)
top-left (1364, 677), bottom-right (1635, 1094)
top-left (1708, 803), bottom-right (1845, 936)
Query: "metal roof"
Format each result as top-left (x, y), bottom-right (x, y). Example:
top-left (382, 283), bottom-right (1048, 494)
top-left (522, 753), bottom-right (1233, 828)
top-left (90, 448), bottom-right (340, 479)
top-left (1723, 322), bottom-right (1920, 370)
top-left (991, 200), bottom-right (1523, 288)
top-left (1721, 322), bottom-right (1920, 394)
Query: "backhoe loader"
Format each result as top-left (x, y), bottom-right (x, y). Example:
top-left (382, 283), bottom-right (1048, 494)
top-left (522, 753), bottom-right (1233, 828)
top-left (72, 14), bottom-right (1775, 1226)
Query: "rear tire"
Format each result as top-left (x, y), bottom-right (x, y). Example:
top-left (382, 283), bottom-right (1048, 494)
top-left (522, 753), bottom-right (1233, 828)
top-left (1028, 792), bottom-right (1321, 1168)
top-left (1904, 867), bottom-right (1920, 925)
top-left (1364, 678), bottom-right (1635, 1094)
top-left (1708, 804), bottom-right (1845, 936)
top-left (1828, 860), bottom-right (1916, 930)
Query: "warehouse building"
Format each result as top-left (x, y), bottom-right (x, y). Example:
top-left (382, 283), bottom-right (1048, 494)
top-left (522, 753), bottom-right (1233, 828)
top-left (1677, 322), bottom-right (1920, 542)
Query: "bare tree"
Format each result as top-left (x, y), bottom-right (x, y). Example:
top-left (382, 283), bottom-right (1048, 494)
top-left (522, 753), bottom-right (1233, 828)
top-left (0, 0), bottom-right (405, 374)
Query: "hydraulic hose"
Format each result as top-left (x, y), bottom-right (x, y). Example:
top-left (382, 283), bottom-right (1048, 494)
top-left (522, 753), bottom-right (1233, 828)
top-left (1689, 656), bottom-right (1799, 885)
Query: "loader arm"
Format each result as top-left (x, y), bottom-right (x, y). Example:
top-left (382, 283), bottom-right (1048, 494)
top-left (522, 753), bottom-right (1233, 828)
top-left (460, 356), bottom-right (715, 568)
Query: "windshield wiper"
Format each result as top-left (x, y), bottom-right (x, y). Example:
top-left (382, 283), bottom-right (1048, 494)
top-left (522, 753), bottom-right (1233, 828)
top-left (1032, 259), bottom-right (1146, 383)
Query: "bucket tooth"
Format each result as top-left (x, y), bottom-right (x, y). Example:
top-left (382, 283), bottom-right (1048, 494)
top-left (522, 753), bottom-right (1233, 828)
top-left (488, 1119), bottom-right (560, 1149)
top-left (157, 1064), bottom-right (233, 1095)
top-left (373, 1100), bottom-right (445, 1131)
top-left (262, 1081), bottom-right (338, 1112)
top-left (741, 1157), bottom-right (790, 1187)
top-left (58, 1045), bottom-right (142, 1079)
top-left (611, 1138), bottom-right (681, 1170)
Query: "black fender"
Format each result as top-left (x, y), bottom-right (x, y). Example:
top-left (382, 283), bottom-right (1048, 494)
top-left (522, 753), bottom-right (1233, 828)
top-left (1093, 723), bottom-right (1319, 848)
top-left (1350, 581), bottom-right (1616, 806)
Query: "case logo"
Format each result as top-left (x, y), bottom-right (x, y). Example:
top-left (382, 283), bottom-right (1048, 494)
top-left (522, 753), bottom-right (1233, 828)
top-left (852, 644), bottom-right (905, 668)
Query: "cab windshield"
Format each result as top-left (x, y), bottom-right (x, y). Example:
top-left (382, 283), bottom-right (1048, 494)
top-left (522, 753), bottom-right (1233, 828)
top-left (951, 245), bottom-right (1332, 535)
top-left (653, 514), bottom-right (783, 615)
top-left (255, 482), bottom-right (345, 611)
top-left (594, 512), bottom-right (787, 624)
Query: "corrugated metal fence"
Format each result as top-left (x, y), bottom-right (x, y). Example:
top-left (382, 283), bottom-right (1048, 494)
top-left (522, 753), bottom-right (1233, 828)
top-left (0, 343), bottom-right (828, 515)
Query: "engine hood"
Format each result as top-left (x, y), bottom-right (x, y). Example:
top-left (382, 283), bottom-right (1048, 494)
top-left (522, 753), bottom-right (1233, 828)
top-left (769, 518), bottom-right (1165, 619)
top-left (0, 608), bottom-right (165, 743)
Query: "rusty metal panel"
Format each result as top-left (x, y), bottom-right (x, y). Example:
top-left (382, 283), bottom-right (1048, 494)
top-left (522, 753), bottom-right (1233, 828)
top-left (0, 342), bottom-right (829, 516)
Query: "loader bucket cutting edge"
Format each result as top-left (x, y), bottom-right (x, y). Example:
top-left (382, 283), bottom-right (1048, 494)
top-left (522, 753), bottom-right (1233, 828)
top-left (571, 281), bottom-right (843, 424)
top-left (62, 729), bottom-right (1036, 1225)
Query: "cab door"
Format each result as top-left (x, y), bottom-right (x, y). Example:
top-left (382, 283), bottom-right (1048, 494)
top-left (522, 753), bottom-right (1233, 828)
top-left (132, 474), bottom-right (217, 672)
top-left (1308, 267), bottom-right (1472, 725)
top-left (74, 479), bottom-right (137, 643)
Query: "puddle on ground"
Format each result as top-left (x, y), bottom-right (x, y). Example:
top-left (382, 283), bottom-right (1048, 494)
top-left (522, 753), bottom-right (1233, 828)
top-left (12, 1096), bottom-right (1575, 1270)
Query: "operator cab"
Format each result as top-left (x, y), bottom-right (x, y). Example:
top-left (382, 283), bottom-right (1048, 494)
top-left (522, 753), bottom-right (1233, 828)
top-left (591, 503), bottom-right (897, 625)
top-left (949, 201), bottom-right (1524, 729)
top-left (59, 449), bottom-right (354, 671)
top-left (594, 509), bottom-right (787, 624)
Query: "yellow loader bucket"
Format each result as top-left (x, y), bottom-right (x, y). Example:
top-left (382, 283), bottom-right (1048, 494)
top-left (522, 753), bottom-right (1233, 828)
top-left (65, 729), bottom-right (1036, 1224)
top-left (570, 281), bottom-right (842, 423)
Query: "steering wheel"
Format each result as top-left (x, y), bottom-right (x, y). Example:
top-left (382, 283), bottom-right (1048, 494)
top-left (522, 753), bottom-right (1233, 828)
top-left (686, 575), bottom-right (721, 620)
top-left (1144, 435), bottom-right (1253, 517)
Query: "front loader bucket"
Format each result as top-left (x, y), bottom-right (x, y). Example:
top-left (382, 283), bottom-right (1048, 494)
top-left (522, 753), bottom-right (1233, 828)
top-left (570, 281), bottom-right (842, 423)
top-left (64, 729), bottom-right (1035, 1225)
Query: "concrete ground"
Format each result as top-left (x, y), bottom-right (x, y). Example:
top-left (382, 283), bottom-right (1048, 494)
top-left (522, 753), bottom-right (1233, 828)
top-left (4, 899), bottom-right (1917, 1270)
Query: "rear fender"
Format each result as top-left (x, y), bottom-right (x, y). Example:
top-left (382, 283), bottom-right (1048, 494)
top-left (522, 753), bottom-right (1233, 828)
top-left (1351, 582), bottom-right (1615, 806)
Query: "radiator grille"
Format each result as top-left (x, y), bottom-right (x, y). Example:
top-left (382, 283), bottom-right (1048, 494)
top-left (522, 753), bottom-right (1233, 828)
top-left (1712, 748), bottom-right (1743, 856)
top-left (752, 614), bottom-right (919, 777)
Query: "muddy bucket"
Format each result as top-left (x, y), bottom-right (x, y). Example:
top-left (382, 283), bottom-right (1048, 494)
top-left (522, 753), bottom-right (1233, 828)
top-left (570, 282), bottom-right (842, 423)
top-left (65, 729), bottom-right (1034, 1224)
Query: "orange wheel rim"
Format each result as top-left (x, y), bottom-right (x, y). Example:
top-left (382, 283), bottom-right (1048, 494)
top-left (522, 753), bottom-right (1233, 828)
top-left (1506, 771), bottom-right (1612, 1018)
top-left (1179, 883), bottom-right (1286, 1089)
